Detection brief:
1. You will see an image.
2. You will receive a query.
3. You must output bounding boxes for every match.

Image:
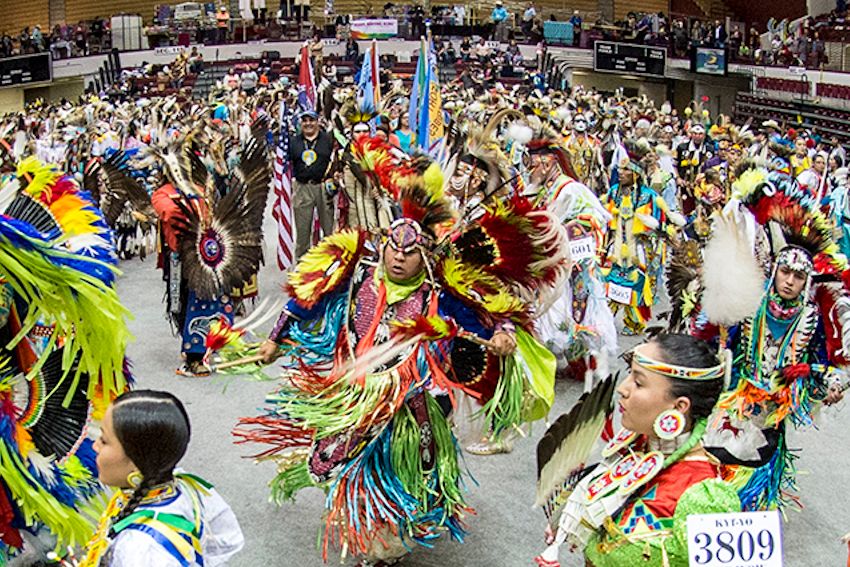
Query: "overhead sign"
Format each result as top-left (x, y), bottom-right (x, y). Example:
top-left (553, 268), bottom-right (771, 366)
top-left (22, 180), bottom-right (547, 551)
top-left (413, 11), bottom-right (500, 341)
top-left (593, 41), bottom-right (666, 77)
top-left (350, 18), bottom-right (398, 40)
top-left (0, 52), bottom-right (52, 88)
top-left (687, 511), bottom-right (783, 567)
top-left (694, 46), bottom-right (727, 76)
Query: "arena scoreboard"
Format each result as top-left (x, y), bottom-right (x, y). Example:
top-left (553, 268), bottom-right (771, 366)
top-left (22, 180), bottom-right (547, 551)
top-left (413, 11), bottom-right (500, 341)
top-left (0, 52), bottom-right (52, 88)
top-left (593, 41), bottom-right (666, 77)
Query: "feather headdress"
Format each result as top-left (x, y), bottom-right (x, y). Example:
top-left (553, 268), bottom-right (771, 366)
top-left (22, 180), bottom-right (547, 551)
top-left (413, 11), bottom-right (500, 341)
top-left (350, 135), bottom-right (456, 238)
top-left (732, 166), bottom-right (849, 284)
top-left (443, 111), bottom-right (517, 202)
top-left (340, 97), bottom-right (378, 127)
top-left (526, 124), bottom-right (578, 180)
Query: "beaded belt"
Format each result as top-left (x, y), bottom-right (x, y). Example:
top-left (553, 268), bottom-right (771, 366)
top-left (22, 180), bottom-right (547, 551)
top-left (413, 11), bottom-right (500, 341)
top-left (29, 325), bottom-right (55, 338)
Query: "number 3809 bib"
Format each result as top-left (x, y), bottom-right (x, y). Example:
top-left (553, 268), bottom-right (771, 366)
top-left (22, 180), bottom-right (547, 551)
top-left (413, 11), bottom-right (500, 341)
top-left (687, 510), bottom-right (782, 567)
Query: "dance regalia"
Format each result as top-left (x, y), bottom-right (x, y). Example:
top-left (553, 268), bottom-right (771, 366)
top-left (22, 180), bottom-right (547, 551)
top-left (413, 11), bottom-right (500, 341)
top-left (563, 131), bottom-right (602, 194)
top-left (705, 293), bottom-right (827, 511)
top-left (0, 158), bottom-right (131, 562)
top-left (826, 174), bottom-right (850, 258)
top-left (82, 150), bottom-right (156, 260)
top-left (676, 138), bottom-right (713, 215)
top-left (233, 138), bottom-right (568, 562)
top-left (534, 174), bottom-right (616, 381)
top-left (152, 184), bottom-right (235, 360)
top-left (700, 166), bottom-right (850, 511)
top-left (582, 440), bottom-right (737, 567)
top-left (533, 384), bottom-right (739, 567)
top-left (80, 474), bottom-right (243, 567)
top-left (148, 126), bottom-right (270, 369)
top-left (601, 181), bottom-right (678, 334)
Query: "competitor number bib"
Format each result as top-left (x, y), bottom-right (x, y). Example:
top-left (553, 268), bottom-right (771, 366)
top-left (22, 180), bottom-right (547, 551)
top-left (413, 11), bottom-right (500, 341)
top-left (687, 511), bottom-right (782, 567)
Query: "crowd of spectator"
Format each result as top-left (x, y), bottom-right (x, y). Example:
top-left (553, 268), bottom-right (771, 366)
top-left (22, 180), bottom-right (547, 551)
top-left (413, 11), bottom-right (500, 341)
top-left (552, 9), bottom-right (830, 70)
top-left (2, 2), bottom-right (849, 74)
top-left (0, 17), bottom-right (111, 60)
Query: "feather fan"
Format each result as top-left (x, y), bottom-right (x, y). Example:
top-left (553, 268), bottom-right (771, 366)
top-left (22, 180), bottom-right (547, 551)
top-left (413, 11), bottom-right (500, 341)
top-left (535, 375), bottom-right (616, 526)
top-left (176, 134), bottom-right (271, 300)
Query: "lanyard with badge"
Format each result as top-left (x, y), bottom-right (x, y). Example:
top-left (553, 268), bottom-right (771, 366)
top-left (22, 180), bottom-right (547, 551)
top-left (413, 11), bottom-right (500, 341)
top-left (302, 137), bottom-right (318, 166)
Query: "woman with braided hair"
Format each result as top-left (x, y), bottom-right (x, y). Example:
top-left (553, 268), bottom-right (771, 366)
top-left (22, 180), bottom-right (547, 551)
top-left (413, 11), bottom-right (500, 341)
top-left (534, 334), bottom-right (741, 567)
top-left (82, 390), bottom-right (243, 566)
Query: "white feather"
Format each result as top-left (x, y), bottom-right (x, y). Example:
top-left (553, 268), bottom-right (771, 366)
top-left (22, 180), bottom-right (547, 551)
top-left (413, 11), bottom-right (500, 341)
top-left (506, 122), bottom-right (533, 145)
top-left (635, 213), bottom-right (659, 230)
top-left (703, 209), bottom-right (766, 325)
top-left (554, 106), bottom-right (571, 122)
top-left (668, 211), bottom-right (686, 227)
top-left (13, 131), bottom-right (27, 159)
top-left (64, 234), bottom-right (113, 254)
top-left (0, 178), bottom-right (20, 214)
top-left (26, 450), bottom-right (58, 486)
top-left (835, 295), bottom-right (850, 357)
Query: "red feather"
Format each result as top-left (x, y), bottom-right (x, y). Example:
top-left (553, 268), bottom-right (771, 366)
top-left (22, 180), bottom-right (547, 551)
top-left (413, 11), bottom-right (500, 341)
top-left (391, 316), bottom-right (459, 341)
top-left (782, 363), bottom-right (811, 383)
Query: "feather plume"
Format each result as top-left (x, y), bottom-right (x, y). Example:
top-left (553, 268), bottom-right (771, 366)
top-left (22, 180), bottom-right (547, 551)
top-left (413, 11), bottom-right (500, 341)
top-left (703, 209), bottom-right (765, 325)
top-left (174, 132), bottom-right (271, 300)
top-left (665, 239), bottom-right (703, 331)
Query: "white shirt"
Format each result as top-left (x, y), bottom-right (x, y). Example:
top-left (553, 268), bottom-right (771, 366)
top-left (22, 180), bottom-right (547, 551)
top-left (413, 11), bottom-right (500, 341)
top-left (107, 480), bottom-right (244, 566)
top-left (453, 5), bottom-right (466, 22)
top-left (796, 168), bottom-right (823, 193)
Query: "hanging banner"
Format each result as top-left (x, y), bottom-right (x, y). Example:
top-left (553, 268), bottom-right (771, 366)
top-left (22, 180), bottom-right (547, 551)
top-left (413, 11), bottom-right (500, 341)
top-left (154, 46), bottom-right (186, 55)
top-left (350, 18), bottom-right (398, 40)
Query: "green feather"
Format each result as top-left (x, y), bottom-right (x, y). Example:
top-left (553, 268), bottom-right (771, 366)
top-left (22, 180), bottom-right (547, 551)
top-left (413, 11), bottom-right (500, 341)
top-left (269, 460), bottom-right (317, 505)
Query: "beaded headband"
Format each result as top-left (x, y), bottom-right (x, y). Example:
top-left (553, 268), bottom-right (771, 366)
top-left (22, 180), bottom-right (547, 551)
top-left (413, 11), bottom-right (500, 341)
top-left (632, 344), bottom-right (726, 381)
top-left (775, 245), bottom-right (813, 275)
top-left (387, 218), bottom-right (432, 254)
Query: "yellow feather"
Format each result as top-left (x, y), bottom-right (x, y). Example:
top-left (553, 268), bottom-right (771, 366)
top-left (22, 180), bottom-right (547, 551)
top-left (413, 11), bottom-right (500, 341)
top-left (16, 157), bottom-right (61, 198)
top-left (288, 229), bottom-right (364, 305)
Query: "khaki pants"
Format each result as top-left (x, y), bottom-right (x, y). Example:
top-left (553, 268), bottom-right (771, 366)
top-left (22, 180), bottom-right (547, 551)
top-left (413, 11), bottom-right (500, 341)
top-left (293, 179), bottom-right (333, 258)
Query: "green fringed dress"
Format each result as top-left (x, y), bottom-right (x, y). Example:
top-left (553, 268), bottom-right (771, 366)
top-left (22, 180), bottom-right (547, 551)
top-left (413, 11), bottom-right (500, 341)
top-left (584, 457), bottom-right (740, 567)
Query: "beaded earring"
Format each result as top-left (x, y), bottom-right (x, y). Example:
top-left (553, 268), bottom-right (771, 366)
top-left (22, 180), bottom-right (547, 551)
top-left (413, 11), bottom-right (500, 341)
top-left (126, 470), bottom-right (143, 488)
top-left (653, 408), bottom-right (686, 440)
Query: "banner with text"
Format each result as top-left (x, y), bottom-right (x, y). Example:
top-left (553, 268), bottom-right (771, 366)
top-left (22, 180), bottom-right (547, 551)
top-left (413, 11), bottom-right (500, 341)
top-left (350, 19), bottom-right (399, 39)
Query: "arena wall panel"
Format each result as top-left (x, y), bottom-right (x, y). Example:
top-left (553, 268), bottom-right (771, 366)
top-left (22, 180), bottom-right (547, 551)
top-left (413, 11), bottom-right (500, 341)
top-left (330, 0), bottom-right (598, 27)
top-left (1, 0), bottom-right (50, 37)
top-left (0, 86), bottom-right (25, 113)
top-left (64, 0), bottom-right (159, 25)
top-left (613, 0), bottom-right (669, 22)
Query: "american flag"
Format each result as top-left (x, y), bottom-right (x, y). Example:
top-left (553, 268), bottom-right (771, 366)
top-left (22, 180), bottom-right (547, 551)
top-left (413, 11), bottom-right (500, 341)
top-left (297, 44), bottom-right (316, 111)
top-left (272, 100), bottom-right (295, 271)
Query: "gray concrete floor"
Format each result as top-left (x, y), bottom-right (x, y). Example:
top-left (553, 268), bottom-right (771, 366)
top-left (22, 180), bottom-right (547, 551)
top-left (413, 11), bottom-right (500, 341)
top-left (116, 219), bottom-right (850, 566)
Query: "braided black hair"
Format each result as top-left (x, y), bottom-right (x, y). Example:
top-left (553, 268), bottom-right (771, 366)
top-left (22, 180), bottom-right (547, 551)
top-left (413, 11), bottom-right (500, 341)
top-left (108, 390), bottom-right (191, 532)
top-left (649, 333), bottom-right (724, 420)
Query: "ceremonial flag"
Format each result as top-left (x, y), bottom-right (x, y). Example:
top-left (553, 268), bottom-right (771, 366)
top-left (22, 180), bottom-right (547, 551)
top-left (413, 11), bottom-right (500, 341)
top-left (408, 37), bottom-right (425, 146)
top-left (297, 45), bottom-right (316, 111)
top-left (408, 36), bottom-right (444, 153)
top-left (356, 46), bottom-right (375, 110)
top-left (271, 100), bottom-right (296, 271)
